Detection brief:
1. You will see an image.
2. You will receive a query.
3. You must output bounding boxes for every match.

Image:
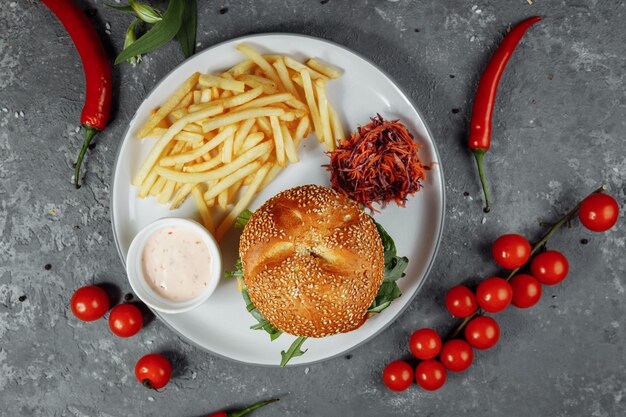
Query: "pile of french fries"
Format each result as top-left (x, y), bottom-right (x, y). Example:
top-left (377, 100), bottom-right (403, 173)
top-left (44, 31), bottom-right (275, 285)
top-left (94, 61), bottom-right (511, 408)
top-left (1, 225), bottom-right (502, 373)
top-left (131, 44), bottom-right (345, 240)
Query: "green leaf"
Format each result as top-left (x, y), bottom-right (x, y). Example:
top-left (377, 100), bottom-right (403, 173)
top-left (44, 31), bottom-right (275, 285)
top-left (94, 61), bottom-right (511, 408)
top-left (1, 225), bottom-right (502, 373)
top-left (176, 0), bottom-right (196, 58)
top-left (280, 336), bottom-right (308, 367)
top-left (123, 20), bottom-right (141, 65)
top-left (373, 219), bottom-right (397, 265)
top-left (237, 273), bottom-right (283, 341)
top-left (225, 258), bottom-right (243, 278)
top-left (368, 281), bottom-right (402, 314)
top-left (114, 0), bottom-right (185, 65)
top-left (105, 3), bottom-right (134, 13)
top-left (384, 256), bottom-right (408, 281)
top-left (129, 0), bottom-right (162, 23)
top-left (235, 209), bottom-right (254, 228)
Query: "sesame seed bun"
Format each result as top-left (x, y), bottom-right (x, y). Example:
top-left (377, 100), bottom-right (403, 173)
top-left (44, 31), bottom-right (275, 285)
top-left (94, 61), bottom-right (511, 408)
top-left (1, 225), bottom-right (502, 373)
top-left (239, 185), bottom-right (385, 338)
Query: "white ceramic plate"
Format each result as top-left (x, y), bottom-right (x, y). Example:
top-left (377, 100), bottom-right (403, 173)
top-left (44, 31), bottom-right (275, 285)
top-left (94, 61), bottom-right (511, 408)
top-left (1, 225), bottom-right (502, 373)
top-left (111, 34), bottom-right (445, 366)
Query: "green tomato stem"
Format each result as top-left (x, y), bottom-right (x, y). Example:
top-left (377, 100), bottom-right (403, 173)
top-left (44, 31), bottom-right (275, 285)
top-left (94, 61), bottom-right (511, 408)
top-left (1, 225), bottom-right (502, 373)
top-left (446, 184), bottom-right (607, 340)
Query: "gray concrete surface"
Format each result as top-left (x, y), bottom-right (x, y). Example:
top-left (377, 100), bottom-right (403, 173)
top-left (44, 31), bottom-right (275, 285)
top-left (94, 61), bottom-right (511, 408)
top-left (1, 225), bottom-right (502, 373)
top-left (1, 0), bottom-right (625, 416)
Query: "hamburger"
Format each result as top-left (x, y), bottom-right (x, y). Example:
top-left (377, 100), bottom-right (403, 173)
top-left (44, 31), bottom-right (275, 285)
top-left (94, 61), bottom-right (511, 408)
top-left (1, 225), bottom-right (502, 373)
top-left (229, 184), bottom-right (408, 366)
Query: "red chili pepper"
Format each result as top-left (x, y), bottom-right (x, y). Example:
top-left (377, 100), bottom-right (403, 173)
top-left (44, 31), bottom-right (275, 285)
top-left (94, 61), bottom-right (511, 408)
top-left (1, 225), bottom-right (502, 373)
top-left (468, 16), bottom-right (541, 212)
top-left (41, 0), bottom-right (112, 189)
top-left (206, 399), bottom-right (279, 417)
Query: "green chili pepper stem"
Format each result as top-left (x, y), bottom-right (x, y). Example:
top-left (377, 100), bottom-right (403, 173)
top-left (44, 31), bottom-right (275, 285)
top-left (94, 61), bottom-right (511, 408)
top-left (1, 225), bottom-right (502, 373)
top-left (74, 125), bottom-right (99, 189)
top-left (446, 184), bottom-right (607, 340)
top-left (472, 149), bottom-right (490, 213)
top-left (229, 399), bottom-right (279, 417)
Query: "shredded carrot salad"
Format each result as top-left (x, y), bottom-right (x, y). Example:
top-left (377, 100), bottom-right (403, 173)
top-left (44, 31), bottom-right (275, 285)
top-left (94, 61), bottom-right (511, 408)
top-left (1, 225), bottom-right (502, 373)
top-left (327, 115), bottom-right (426, 211)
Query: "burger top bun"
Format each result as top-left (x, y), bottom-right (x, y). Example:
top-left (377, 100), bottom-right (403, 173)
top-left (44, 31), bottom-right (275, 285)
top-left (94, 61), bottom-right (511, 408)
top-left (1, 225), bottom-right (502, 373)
top-left (240, 185), bottom-right (384, 338)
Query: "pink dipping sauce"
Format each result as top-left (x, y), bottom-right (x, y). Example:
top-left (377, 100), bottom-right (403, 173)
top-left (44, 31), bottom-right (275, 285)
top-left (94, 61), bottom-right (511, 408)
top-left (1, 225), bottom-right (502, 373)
top-left (141, 226), bottom-right (213, 302)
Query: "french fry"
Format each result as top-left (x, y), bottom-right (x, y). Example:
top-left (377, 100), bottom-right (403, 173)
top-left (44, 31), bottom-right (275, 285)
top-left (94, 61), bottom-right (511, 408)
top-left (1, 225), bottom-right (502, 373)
top-left (184, 155), bottom-right (222, 173)
top-left (235, 44), bottom-right (281, 84)
top-left (233, 118), bottom-right (256, 153)
top-left (147, 127), bottom-right (168, 138)
top-left (149, 176), bottom-right (167, 197)
top-left (160, 124), bottom-right (237, 166)
top-left (315, 78), bottom-right (334, 151)
top-left (294, 115), bottom-right (310, 146)
top-left (193, 90), bottom-right (202, 104)
top-left (215, 163), bottom-right (271, 241)
top-left (227, 180), bottom-right (243, 204)
top-left (202, 107), bottom-right (284, 133)
top-left (217, 189), bottom-right (228, 210)
top-left (278, 112), bottom-right (296, 122)
top-left (157, 180), bottom-right (176, 204)
top-left (204, 161), bottom-right (261, 200)
top-left (187, 87), bottom-right (265, 113)
top-left (168, 108), bottom-right (188, 123)
top-left (174, 92), bottom-right (194, 110)
top-left (138, 170), bottom-right (159, 198)
top-left (283, 57), bottom-right (327, 80)
top-left (241, 132), bottom-right (265, 152)
top-left (221, 133), bottom-right (234, 163)
top-left (183, 123), bottom-right (203, 133)
top-left (306, 58), bottom-right (341, 79)
top-left (155, 141), bottom-right (273, 183)
top-left (137, 72), bottom-right (200, 138)
top-left (300, 70), bottom-right (324, 144)
top-left (211, 87), bottom-right (219, 99)
top-left (221, 90), bottom-right (233, 98)
top-left (259, 163), bottom-right (283, 191)
top-left (235, 93), bottom-right (295, 111)
top-left (328, 104), bottom-right (346, 141)
top-left (191, 186), bottom-right (214, 234)
top-left (199, 74), bottom-right (245, 92)
top-left (174, 131), bottom-right (204, 144)
top-left (237, 74), bottom-right (278, 94)
top-left (226, 55), bottom-right (280, 76)
top-left (132, 104), bottom-right (225, 186)
top-left (281, 123), bottom-right (299, 164)
top-left (270, 116), bottom-right (286, 167)
top-left (200, 89), bottom-right (212, 103)
top-left (273, 57), bottom-right (301, 100)
top-left (170, 183), bottom-right (193, 209)
top-left (255, 116), bottom-right (272, 135)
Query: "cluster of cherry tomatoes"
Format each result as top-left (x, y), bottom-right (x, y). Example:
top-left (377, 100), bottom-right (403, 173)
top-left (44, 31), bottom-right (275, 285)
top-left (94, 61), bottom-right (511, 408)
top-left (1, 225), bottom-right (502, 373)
top-left (70, 286), bottom-right (172, 390)
top-left (383, 192), bottom-right (619, 392)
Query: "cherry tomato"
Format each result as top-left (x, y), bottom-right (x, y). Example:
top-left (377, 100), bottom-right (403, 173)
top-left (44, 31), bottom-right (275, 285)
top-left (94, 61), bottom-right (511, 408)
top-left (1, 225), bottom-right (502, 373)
top-left (135, 354), bottom-right (172, 390)
top-left (530, 250), bottom-right (569, 285)
top-left (445, 285), bottom-right (478, 318)
top-left (476, 277), bottom-right (513, 313)
top-left (510, 274), bottom-right (542, 308)
top-left (409, 328), bottom-right (442, 360)
top-left (578, 193), bottom-right (619, 232)
top-left (382, 360), bottom-right (414, 392)
top-left (415, 360), bottom-right (446, 391)
top-left (70, 286), bottom-right (109, 322)
top-left (440, 339), bottom-right (474, 372)
top-left (492, 234), bottom-right (531, 270)
top-left (464, 316), bottom-right (500, 350)
top-left (109, 304), bottom-right (144, 338)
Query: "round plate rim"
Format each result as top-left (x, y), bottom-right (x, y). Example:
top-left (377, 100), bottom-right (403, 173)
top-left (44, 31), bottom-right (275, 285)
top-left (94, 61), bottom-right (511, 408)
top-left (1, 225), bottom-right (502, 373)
top-left (109, 32), bottom-right (446, 367)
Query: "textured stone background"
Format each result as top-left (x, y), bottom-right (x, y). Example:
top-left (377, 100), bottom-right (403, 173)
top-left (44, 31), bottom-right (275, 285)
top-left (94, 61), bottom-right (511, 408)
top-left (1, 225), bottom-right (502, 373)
top-left (1, 0), bottom-right (625, 416)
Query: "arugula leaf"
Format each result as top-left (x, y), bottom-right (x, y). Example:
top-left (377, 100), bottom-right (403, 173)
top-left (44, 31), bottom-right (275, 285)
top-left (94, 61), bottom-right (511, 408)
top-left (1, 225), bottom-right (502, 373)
top-left (176, 0), bottom-right (196, 58)
top-left (280, 336), bottom-right (308, 367)
top-left (114, 0), bottom-right (185, 65)
top-left (234, 271), bottom-right (283, 341)
top-left (235, 209), bottom-right (253, 228)
top-left (368, 281), bottom-right (402, 313)
top-left (368, 219), bottom-right (408, 314)
top-left (384, 255), bottom-right (408, 281)
top-left (374, 220), bottom-right (397, 265)
top-left (224, 258), bottom-right (243, 278)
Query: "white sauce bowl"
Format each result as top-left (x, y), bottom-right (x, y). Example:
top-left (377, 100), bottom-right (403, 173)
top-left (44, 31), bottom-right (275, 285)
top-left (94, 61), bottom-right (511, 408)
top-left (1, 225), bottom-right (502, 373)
top-left (126, 218), bottom-right (222, 314)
